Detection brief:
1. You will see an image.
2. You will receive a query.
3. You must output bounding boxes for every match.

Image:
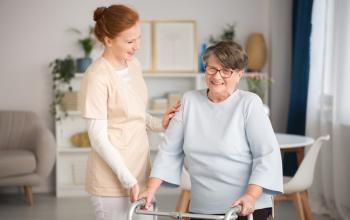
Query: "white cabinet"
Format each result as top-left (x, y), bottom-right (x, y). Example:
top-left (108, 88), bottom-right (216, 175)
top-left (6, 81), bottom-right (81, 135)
top-left (55, 74), bottom-right (90, 197)
top-left (55, 72), bottom-right (268, 197)
top-left (55, 111), bottom-right (90, 197)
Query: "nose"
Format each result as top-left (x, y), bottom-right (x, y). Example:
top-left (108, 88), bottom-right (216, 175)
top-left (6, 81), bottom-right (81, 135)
top-left (213, 71), bottom-right (223, 79)
top-left (134, 39), bottom-right (140, 51)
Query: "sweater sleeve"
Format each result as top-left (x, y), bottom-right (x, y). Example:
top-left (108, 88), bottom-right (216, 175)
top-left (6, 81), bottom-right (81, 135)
top-left (245, 96), bottom-right (284, 195)
top-left (145, 113), bottom-right (165, 132)
top-left (86, 119), bottom-right (137, 189)
top-left (150, 101), bottom-right (185, 187)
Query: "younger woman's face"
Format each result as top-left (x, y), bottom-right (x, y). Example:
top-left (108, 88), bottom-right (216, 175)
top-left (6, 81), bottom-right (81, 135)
top-left (105, 22), bottom-right (141, 62)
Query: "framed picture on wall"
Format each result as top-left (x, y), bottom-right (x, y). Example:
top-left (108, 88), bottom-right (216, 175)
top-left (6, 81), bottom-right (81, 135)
top-left (153, 21), bottom-right (197, 72)
top-left (135, 21), bottom-right (153, 72)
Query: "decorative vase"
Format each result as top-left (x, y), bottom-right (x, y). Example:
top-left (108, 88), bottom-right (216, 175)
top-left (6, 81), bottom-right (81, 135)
top-left (245, 33), bottom-right (267, 72)
top-left (76, 57), bottom-right (92, 73)
top-left (198, 43), bottom-right (207, 73)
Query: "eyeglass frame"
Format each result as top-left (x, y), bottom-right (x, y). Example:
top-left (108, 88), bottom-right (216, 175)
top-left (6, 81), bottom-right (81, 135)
top-left (204, 65), bottom-right (235, 78)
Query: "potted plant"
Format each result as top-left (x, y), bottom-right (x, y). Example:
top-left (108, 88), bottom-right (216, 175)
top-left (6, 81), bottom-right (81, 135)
top-left (209, 23), bottom-right (236, 45)
top-left (70, 26), bottom-right (95, 73)
top-left (245, 73), bottom-right (273, 102)
top-left (200, 23), bottom-right (236, 72)
top-left (50, 55), bottom-right (76, 119)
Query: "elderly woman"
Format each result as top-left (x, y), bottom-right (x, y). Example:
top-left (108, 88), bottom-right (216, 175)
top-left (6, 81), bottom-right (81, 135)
top-left (139, 41), bottom-right (283, 220)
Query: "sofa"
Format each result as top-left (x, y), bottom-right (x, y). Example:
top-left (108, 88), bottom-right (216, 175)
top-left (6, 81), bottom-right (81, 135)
top-left (0, 111), bottom-right (56, 205)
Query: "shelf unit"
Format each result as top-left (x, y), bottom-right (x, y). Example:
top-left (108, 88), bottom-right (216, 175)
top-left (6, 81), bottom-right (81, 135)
top-left (55, 72), bottom-right (268, 197)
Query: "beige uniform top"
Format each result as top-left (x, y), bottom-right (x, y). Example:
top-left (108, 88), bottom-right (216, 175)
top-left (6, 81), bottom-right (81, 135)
top-left (79, 57), bottom-right (151, 197)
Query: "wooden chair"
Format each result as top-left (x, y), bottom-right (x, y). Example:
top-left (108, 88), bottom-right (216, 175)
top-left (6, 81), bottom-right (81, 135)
top-left (274, 135), bottom-right (330, 220)
top-left (176, 167), bottom-right (191, 213)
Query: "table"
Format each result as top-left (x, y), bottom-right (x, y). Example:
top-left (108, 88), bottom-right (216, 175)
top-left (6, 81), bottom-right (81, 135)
top-left (275, 133), bottom-right (315, 166)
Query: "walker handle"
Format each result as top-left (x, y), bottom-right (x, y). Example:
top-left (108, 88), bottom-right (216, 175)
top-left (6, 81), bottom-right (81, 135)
top-left (127, 199), bottom-right (147, 220)
top-left (128, 199), bottom-right (253, 220)
top-left (224, 206), bottom-right (253, 220)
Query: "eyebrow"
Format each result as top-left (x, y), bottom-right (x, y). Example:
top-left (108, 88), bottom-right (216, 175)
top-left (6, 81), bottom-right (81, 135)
top-left (206, 65), bottom-right (216, 68)
top-left (206, 65), bottom-right (229, 70)
top-left (126, 34), bottom-right (141, 41)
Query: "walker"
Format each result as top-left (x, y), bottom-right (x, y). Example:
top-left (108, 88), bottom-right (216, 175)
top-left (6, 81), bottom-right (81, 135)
top-left (128, 199), bottom-right (253, 220)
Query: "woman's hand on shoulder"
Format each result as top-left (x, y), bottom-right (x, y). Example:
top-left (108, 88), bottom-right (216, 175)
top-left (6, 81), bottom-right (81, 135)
top-left (162, 100), bottom-right (181, 129)
top-left (231, 193), bottom-right (257, 216)
top-left (129, 183), bottom-right (140, 202)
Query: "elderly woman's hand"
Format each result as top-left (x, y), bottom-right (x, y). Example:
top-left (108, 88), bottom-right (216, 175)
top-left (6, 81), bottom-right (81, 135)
top-left (231, 193), bottom-right (257, 216)
top-left (231, 184), bottom-right (262, 216)
top-left (138, 186), bottom-right (157, 210)
top-left (162, 100), bottom-right (181, 129)
top-left (138, 177), bottom-right (163, 210)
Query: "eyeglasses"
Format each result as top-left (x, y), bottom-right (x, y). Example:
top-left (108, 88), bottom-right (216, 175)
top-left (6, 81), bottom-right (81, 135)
top-left (204, 66), bottom-right (234, 78)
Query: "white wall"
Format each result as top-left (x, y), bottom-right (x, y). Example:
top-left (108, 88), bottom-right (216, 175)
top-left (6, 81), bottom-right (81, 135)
top-left (0, 0), bottom-right (271, 126)
top-left (0, 0), bottom-right (291, 192)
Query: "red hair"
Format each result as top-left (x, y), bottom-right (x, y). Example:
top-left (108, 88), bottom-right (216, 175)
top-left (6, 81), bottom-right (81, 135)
top-left (93, 4), bottom-right (139, 44)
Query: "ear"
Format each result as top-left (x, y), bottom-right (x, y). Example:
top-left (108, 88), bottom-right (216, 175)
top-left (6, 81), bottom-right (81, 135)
top-left (237, 69), bottom-right (244, 78)
top-left (104, 36), bottom-right (113, 47)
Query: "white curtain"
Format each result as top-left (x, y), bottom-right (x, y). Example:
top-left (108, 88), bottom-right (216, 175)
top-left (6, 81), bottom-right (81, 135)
top-left (306, 0), bottom-right (350, 219)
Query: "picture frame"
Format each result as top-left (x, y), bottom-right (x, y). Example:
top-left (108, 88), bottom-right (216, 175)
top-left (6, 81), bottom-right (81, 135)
top-left (135, 21), bottom-right (153, 72)
top-left (153, 21), bottom-right (197, 72)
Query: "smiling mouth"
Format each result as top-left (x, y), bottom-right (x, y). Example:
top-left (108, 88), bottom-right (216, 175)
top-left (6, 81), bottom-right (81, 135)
top-left (211, 81), bottom-right (224, 85)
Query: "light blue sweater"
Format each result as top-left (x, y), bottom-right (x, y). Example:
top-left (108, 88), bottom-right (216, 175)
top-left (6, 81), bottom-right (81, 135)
top-left (151, 89), bottom-right (283, 214)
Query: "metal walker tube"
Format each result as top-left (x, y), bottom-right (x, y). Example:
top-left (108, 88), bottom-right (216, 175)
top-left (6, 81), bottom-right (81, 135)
top-left (127, 199), bottom-right (253, 220)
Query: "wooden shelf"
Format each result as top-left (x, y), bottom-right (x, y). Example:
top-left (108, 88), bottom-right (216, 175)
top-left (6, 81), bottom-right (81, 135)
top-left (143, 73), bottom-right (201, 78)
top-left (74, 72), bottom-right (267, 79)
top-left (66, 110), bottom-right (80, 116)
top-left (74, 73), bottom-right (85, 78)
top-left (58, 148), bottom-right (90, 153)
top-left (148, 109), bottom-right (165, 115)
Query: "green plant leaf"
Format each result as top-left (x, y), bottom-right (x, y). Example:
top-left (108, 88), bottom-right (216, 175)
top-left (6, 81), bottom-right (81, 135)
top-left (50, 55), bottom-right (75, 117)
top-left (69, 26), bottom-right (95, 57)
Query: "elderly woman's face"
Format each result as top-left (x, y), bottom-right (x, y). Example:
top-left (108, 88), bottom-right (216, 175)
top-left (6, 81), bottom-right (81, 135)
top-left (205, 55), bottom-right (243, 95)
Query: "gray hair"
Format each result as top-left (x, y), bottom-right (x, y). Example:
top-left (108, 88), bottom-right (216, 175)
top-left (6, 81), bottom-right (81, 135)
top-left (203, 41), bottom-right (248, 70)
